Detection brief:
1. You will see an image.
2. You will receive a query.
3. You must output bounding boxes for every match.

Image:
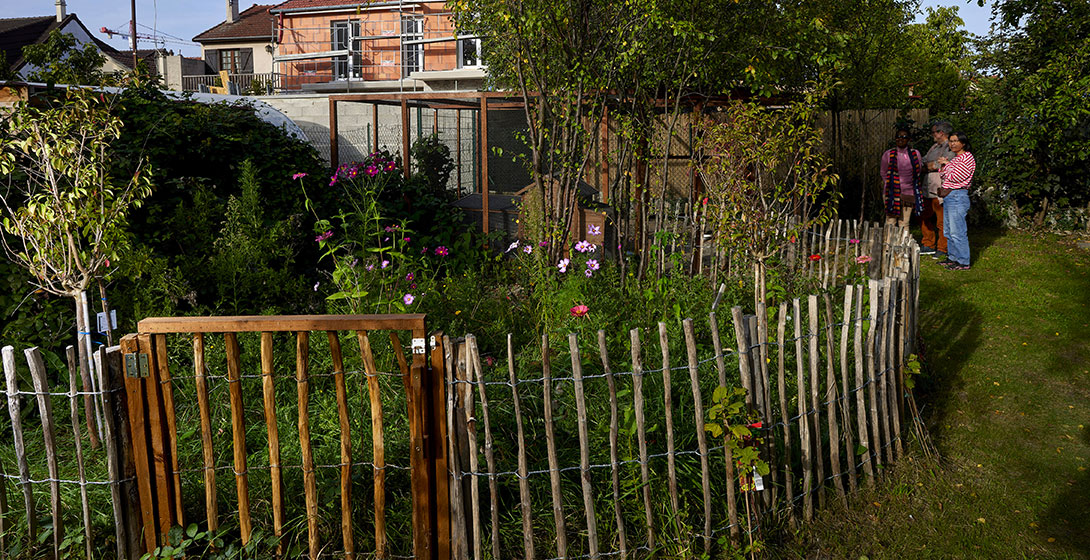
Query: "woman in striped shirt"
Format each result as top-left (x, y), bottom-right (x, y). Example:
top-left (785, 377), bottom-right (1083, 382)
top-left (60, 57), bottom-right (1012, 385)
top-left (937, 132), bottom-right (976, 270)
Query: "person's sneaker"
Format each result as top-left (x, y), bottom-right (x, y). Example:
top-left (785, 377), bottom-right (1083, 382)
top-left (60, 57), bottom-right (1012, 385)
top-left (949, 263), bottom-right (971, 271)
top-left (920, 246), bottom-right (936, 255)
top-left (937, 258), bottom-right (955, 266)
top-left (931, 251), bottom-right (947, 260)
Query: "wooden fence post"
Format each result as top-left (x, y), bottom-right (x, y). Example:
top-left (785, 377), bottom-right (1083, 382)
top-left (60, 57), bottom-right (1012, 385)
top-left (26, 347), bottom-right (62, 557)
top-left (4, 345), bottom-right (37, 546)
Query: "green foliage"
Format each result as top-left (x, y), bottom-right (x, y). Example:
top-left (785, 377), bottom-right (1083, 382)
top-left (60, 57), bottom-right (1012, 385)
top-left (409, 133), bottom-right (455, 198)
top-left (21, 31), bottom-right (110, 86)
top-left (141, 524), bottom-right (282, 560)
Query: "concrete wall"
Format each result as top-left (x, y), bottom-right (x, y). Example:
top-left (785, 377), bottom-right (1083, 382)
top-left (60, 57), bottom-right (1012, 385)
top-left (158, 55), bottom-right (209, 91)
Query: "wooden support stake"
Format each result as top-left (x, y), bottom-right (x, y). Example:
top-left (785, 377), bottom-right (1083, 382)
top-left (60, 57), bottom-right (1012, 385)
top-left (26, 347), bottom-right (62, 557)
top-left (877, 279), bottom-right (892, 467)
top-left (807, 296), bottom-right (825, 508)
top-left (629, 329), bottom-right (655, 549)
top-left (708, 313), bottom-right (740, 542)
top-left (446, 336), bottom-right (468, 560)
top-left (840, 287), bottom-right (859, 494)
top-left (295, 332), bottom-right (318, 559)
top-left (153, 335), bottom-right (183, 525)
top-left (569, 334), bottom-right (600, 559)
top-left (463, 341), bottom-right (481, 560)
top-left (94, 348), bottom-right (121, 560)
top-left (357, 332), bottom-right (387, 559)
top-left (508, 334), bottom-right (535, 560)
top-left (854, 285), bottom-right (874, 485)
top-left (542, 334), bottom-right (568, 558)
top-left (260, 333), bottom-right (284, 555)
top-left (118, 335), bottom-right (155, 553)
top-left (4, 346), bottom-right (37, 546)
top-left (792, 300), bottom-right (813, 521)
top-left (598, 330), bottom-right (627, 560)
top-left (683, 320), bottom-right (713, 555)
top-left (866, 280), bottom-right (883, 472)
top-left (775, 303), bottom-right (795, 526)
top-left (823, 295), bottom-right (847, 506)
top-left (468, 337), bottom-right (501, 560)
top-left (224, 333), bottom-right (252, 545)
top-left (658, 322), bottom-right (681, 516)
top-left (193, 334), bottom-right (219, 533)
top-left (327, 332), bottom-right (355, 559)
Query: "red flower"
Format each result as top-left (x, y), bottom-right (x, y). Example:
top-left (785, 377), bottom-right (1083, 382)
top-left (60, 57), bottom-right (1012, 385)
top-left (808, 254), bottom-right (822, 261)
top-left (570, 304), bottom-right (589, 318)
top-left (748, 421), bottom-right (763, 429)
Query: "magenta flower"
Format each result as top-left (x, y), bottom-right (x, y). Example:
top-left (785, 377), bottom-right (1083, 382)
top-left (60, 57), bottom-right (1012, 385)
top-left (404, 237), bottom-right (411, 243)
top-left (586, 259), bottom-right (600, 271)
top-left (570, 304), bottom-right (589, 318)
top-left (574, 240), bottom-right (592, 253)
top-left (315, 230), bottom-right (333, 243)
top-left (365, 165), bottom-right (379, 177)
top-left (538, 240), bottom-right (549, 247)
top-left (855, 255), bottom-right (873, 264)
top-left (849, 238), bottom-right (861, 245)
top-left (435, 246), bottom-right (449, 256)
top-left (403, 293), bottom-right (415, 305)
top-left (292, 172), bottom-right (308, 180)
top-left (406, 272), bottom-right (415, 282)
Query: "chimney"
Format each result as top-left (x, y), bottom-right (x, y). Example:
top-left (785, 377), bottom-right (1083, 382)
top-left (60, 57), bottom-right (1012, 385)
top-left (227, 0), bottom-right (240, 24)
top-left (55, 0), bottom-right (66, 22)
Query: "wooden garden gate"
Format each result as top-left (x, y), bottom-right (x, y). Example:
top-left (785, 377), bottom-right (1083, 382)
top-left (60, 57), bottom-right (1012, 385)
top-left (119, 314), bottom-right (449, 560)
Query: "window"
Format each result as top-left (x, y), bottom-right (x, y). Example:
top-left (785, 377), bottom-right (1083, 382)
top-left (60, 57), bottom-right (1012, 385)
top-left (401, 16), bottom-right (423, 77)
top-left (458, 37), bottom-right (483, 68)
top-left (219, 49), bottom-right (241, 73)
top-left (331, 20), bottom-right (362, 79)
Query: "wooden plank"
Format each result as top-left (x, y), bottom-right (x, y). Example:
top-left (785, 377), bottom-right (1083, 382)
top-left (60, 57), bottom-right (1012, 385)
top-left (893, 275), bottom-right (907, 459)
top-left (137, 314), bottom-right (427, 334)
top-left (509, 334), bottom-right (535, 560)
top-left (118, 335), bottom-right (157, 553)
top-left (708, 313), bottom-right (740, 542)
top-left (807, 296), bottom-right (825, 508)
top-left (775, 303), bottom-right (795, 527)
top-left (357, 332), bottom-right (387, 559)
top-left (629, 329), bottom-right (655, 550)
top-left (730, 307), bottom-right (754, 412)
top-left (327, 331), bottom-right (355, 559)
top-left (296, 332), bottom-right (319, 560)
top-left (793, 300), bottom-right (813, 521)
top-left (4, 346), bottom-right (37, 546)
top-left (260, 333), bottom-right (284, 555)
top-left (138, 332), bottom-right (174, 543)
top-left (93, 346), bottom-right (123, 557)
top-left (0, 438), bottom-right (6, 554)
top-left (877, 279), bottom-right (892, 467)
top-left (193, 333), bottom-right (219, 533)
top-left (224, 333), bottom-right (252, 545)
top-left (153, 334), bottom-right (184, 525)
top-left (866, 279), bottom-right (883, 471)
top-left (823, 295), bottom-right (847, 506)
top-left (402, 328), bottom-right (433, 560)
top-left (840, 287), bottom-right (859, 494)
top-left (568, 334), bottom-right (600, 559)
top-left (446, 336), bottom-right (468, 560)
top-left (469, 337), bottom-right (501, 560)
top-left (542, 334), bottom-right (568, 558)
top-left (26, 347), bottom-right (62, 557)
top-left (682, 320), bottom-right (713, 555)
top-left (745, 315), bottom-right (770, 510)
top-left (597, 330), bottom-right (627, 560)
top-left (658, 322), bottom-right (680, 516)
top-left (431, 332), bottom-right (451, 560)
top-left (854, 284), bottom-right (874, 485)
top-left (888, 278), bottom-right (904, 460)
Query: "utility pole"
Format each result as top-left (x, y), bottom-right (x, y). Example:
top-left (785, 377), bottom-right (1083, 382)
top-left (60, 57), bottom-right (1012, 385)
top-left (130, 0), bottom-right (138, 70)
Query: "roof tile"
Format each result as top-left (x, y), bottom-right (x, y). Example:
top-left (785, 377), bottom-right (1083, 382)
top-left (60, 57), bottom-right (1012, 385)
top-left (193, 4), bottom-right (276, 43)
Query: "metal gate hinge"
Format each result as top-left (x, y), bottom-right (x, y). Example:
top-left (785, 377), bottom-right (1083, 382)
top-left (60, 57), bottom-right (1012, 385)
top-left (411, 337), bottom-right (427, 354)
top-left (124, 353), bottom-right (150, 378)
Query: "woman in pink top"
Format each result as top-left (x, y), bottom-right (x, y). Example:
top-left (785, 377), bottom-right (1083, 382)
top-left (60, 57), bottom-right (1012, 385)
top-left (880, 128), bottom-right (923, 228)
top-left (936, 132), bottom-right (976, 270)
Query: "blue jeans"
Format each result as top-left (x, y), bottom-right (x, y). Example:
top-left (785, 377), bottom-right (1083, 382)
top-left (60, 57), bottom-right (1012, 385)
top-left (942, 189), bottom-right (971, 265)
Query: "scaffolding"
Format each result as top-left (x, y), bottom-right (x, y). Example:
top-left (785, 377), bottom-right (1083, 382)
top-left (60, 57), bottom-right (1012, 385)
top-left (272, 2), bottom-right (481, 92)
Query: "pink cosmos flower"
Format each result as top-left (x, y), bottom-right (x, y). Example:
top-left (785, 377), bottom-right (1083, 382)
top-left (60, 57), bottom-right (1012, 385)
top-left (403, 293), bottom-right (415, 305)
top-left (506, 240), bottom-right (520, 253)
top-left (586, 259), bottom-right (600, 271)
top-left (855, 255), bottom-right (873, 264)
top-left (381, 260), bottom-right (390, 269)
top-left (574, 240), bottom-right (593, 253)
top-left (406, 272), bottom-right (415, 282)
top-left (849, 238), bottom-right (861, 245)
top-left (588, 224), bottom-right (601, 236)
top-left (585, 269), bottom-right (594, 277)
top-left (315, 230), bottom-right (333, 243)
top-left (522, 245), bottom-right (533, 254)
top-left (365, 165), bottom-right (379, 177)
top-left (292, 172), bottom-right (308, 180)
top-left (435, 246), bottom-right (449, 256)
top-left (570, 304), bottom-right (589, 318)
top-left (557, 258), bottom-right (570, 273)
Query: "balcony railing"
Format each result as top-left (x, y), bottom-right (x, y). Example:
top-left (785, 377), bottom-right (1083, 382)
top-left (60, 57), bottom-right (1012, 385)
top-left (181, 72), bottom-right (282, 95)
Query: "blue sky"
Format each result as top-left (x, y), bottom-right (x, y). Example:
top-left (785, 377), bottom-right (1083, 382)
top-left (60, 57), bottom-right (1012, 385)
top-left (1, 0), bottom-right (995, 59)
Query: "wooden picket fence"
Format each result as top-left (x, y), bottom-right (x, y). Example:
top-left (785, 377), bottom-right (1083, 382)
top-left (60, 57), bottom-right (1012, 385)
top-left (444, 220), bottom-right (920, 559)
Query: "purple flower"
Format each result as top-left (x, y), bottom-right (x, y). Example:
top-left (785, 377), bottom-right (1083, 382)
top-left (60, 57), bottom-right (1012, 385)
top-left (585, 269), bottom-right (594, 278)
top-left (292, 172), bottom-right (308, 180)
top-left (406, 272), bottom-right (415, 282)
top-left (350, 258), bottom-right (359, 268)
top-left (586, 259), bottom-right (600, 271)
top-left (588, 224), bottom-right (601, 236)
top-left (381, 260), bottom-right (390, 269)
top-left (538, 240), bottom-right (549, 247)
top-left (365, 165), bottom-right (379, 177)
top-left (403, 293), bottom-right (415, 305)
top-left (366, 263), bottom-right (375, 271)
top-left (315, 230), bottom-right (333, 243)
top-left (849, 238), bottom-right (861, 245)
top-left (385, 225), bottom-right (395, 233)
top-left (435, 246), bottom-right (449, 256)
top-left (522, 245), bottom-right (533, 254)
top-left (574, 240), bottom-right (597, 253)
top-left (404, 237), bottom-right (411, 243)
top-left (557, 258), bottom-right (570, 273)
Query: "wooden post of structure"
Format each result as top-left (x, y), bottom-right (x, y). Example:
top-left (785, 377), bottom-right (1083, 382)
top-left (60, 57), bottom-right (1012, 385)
top-left (480, 95), bottom-right (490, 236)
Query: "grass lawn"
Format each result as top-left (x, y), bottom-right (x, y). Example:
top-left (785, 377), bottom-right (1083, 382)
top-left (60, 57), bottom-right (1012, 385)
top-left (772, 227), bottom-right (1090, 559)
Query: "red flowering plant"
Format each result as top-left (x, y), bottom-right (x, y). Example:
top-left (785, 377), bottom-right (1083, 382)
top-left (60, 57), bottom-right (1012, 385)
top-left (299, 150), bottom-right (437, 313)
top-left (705, 385), bottom-right (770, 543)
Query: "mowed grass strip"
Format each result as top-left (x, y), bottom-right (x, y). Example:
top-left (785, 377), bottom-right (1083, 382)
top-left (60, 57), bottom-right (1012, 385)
top-left (772, 228), bottom-right (1090, 559)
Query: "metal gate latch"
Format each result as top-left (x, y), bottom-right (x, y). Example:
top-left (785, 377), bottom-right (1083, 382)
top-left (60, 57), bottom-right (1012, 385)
top-left (411, 338), bottom-right (427, 354)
